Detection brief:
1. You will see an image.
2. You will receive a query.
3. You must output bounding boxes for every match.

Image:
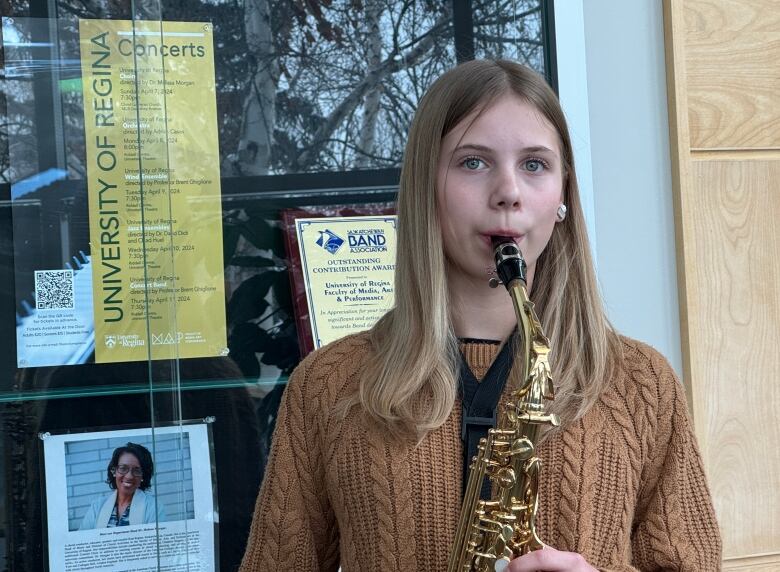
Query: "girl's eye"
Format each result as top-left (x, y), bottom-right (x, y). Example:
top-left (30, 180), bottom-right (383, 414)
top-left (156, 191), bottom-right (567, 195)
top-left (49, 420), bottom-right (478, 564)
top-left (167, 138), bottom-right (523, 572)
top-left (462, 156), bottom-right (485, 170)
top-left (524, 158), bottom-right (549, 173)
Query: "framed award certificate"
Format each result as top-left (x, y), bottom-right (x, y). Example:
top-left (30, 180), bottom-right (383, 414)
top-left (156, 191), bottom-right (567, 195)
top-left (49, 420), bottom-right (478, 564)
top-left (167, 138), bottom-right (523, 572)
top-left (283, 209), bottom-right (396, 355)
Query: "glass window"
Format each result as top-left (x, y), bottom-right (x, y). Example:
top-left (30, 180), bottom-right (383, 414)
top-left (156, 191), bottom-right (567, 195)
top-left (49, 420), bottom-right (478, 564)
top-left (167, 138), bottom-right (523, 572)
top-left (0, 1), bottom-right (553, 569)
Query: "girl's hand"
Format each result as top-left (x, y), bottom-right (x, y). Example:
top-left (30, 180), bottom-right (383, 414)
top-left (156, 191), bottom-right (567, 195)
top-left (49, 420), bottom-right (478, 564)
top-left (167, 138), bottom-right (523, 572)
top-left (508, 546), bottom-right (598, 571)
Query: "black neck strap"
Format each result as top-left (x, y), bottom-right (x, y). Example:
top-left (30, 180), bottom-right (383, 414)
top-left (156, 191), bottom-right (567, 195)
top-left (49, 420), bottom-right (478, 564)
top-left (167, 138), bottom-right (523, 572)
top-left (459, 332), bottom-right (516, 500)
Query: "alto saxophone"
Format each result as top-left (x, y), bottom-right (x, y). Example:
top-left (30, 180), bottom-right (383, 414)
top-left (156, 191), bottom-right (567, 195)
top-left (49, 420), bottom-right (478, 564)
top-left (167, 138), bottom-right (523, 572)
top-left (448, 236), bottom-right (560, 572)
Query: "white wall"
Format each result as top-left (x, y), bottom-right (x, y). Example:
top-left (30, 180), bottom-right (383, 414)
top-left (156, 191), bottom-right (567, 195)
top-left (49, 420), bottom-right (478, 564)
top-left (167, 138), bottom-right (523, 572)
top-left (555, 1), bottom-right (683, 374)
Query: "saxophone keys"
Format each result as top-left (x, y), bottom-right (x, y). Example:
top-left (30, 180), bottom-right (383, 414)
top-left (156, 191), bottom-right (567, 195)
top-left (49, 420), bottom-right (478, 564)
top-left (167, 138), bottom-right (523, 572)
top-left (510, 437), bottom-right (534, 460)
top-left (492, 525), bottom-right (514, 572)
top-left (494, 466), bottom-right (517, 488)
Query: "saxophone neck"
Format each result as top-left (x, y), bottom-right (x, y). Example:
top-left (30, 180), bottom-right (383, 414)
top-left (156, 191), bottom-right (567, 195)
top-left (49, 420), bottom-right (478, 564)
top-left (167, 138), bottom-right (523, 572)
top-left (505, 274), bottom-right (555, 407)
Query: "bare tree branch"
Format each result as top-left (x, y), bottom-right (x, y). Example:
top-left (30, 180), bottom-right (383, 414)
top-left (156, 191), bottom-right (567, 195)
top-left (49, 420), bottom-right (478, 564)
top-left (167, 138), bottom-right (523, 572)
top-left (236, 0), bottom-right (279, 175)
top-left (293, 9), bottom-right (451, 170)
top-left (355, 0), bottom-right (383, 168)
top-left (55, 0), bottom-right (106, 19)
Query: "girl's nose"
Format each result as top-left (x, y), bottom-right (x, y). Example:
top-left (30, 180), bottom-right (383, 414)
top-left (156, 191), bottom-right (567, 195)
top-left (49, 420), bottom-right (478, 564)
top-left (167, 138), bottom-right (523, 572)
top-left (490, 166), bottom-right (522, 209)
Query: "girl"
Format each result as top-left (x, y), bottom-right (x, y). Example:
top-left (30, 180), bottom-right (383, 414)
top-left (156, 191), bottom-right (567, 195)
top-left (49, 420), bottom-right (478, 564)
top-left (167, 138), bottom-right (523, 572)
top-left (240, 59), bottom-right (721, 571)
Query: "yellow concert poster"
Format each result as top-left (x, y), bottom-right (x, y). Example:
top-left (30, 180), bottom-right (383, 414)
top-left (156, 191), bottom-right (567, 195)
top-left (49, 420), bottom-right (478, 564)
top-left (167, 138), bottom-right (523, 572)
top-left (295, 216), bottom-right (397, 348)
top-left (79, 19), bottom-right (226, 363)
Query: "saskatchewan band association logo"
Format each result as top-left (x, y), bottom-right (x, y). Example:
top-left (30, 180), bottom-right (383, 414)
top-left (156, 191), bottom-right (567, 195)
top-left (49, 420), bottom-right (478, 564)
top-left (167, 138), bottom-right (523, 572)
top-left (315, 229), bottom-right (345, 254)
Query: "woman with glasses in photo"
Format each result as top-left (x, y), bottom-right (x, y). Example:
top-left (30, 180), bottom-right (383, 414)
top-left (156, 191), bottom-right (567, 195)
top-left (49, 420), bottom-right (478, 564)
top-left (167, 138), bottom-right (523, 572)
top-left (79, 442), bottom-right (166, 529)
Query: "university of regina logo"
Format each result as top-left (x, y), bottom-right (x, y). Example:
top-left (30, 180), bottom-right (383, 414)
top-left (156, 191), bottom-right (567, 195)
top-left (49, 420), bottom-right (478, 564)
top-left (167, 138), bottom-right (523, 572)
top-left (315, 229), bottom-right (345, 254)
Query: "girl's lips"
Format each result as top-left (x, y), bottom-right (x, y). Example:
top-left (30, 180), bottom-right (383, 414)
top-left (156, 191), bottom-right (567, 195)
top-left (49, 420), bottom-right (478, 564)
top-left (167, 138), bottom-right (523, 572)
top-left (482, 230), bottom-right (523, 237)
top-left (480, 233), bottom-right (523, 247)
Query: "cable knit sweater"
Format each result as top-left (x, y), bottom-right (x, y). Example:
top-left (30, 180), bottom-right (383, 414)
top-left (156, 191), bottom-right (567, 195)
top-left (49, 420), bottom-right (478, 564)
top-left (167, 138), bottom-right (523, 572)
top-left (240, 332), bottom-right (721, 571)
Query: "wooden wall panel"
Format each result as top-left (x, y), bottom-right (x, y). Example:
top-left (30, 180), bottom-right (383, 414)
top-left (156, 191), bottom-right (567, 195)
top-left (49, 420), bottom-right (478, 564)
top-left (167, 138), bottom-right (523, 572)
top-left (687, 160), bottom-right (780, 558)
top-left (684, 0), bottom-right (780, 149)
top-left (664, 1), bottom-right (780, 568)
top-left (723, 553), bottom-right (780, 572)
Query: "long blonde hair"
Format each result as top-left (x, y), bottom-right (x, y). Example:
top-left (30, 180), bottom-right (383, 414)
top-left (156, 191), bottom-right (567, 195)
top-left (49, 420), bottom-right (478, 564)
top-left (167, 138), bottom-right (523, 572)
top-left (360, 60), bottom-right (622, 438)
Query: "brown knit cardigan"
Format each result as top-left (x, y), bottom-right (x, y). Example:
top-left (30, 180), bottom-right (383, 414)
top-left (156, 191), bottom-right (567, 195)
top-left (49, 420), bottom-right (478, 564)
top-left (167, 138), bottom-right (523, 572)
top-left (240, 332), bottom-right (722, 571)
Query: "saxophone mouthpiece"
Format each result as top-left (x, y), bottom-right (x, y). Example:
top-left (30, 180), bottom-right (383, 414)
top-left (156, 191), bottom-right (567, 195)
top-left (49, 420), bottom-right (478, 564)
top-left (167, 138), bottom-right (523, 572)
top-left (490, 236), bottom-right (526, 288)
top-left (490, 235), bottom-right (516, 250)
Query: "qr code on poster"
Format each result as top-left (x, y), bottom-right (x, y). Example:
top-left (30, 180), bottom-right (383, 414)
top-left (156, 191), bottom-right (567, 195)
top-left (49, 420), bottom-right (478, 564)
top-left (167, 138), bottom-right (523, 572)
top-left (34, 270), bottom-right (75, 310)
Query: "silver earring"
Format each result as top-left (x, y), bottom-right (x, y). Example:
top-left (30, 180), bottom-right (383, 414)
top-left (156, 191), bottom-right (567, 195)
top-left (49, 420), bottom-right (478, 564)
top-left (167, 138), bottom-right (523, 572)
top-left (556, 204), bottom-right (567, 222)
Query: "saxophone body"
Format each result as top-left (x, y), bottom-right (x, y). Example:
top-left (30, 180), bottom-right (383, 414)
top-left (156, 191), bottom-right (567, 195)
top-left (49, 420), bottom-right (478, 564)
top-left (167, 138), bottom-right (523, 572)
top-left (447, 236), bottom-right (560, 572)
